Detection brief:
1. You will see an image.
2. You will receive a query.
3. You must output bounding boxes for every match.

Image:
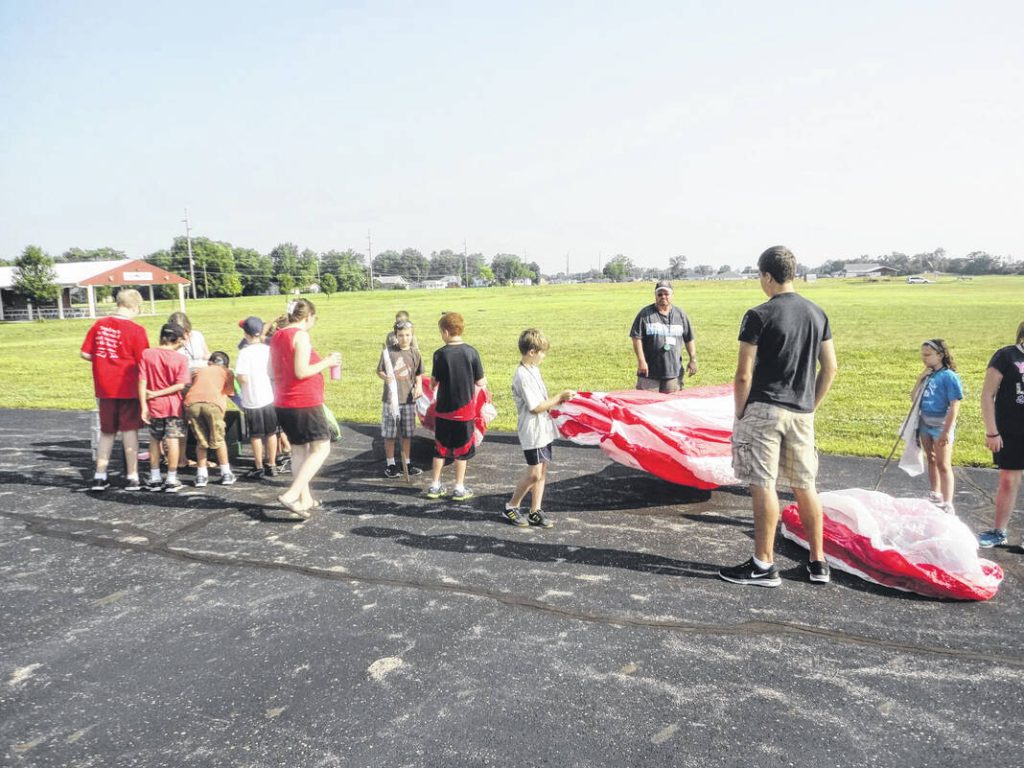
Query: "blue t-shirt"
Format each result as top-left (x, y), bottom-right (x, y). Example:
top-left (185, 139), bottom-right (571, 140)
top-left (920, 368), bottom-right (963, 417)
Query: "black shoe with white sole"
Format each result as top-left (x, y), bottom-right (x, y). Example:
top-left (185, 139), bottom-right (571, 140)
top-left (806, 560), bottom-right (831, 584)
top-left (719, 558), bottom-right (782, 587)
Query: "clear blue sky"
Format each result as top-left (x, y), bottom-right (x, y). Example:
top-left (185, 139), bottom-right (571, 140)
top-left (2, 0), bottom-right (1021, 272)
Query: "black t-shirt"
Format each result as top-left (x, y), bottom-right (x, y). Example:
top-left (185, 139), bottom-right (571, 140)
top-left (629, 304), bottom-right (694, 380)
top-left (738, 292), bottom-right (832, 414)
top-left (432, 343), bottom-right (484, 413)
top-left (988, 345), bottom-right (1024, 435)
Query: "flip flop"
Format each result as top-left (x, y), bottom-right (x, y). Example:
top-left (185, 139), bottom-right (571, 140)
top-left (276, 495), bottom-right (312, 520)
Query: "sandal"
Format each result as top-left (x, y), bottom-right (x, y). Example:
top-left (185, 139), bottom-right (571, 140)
top-left (276, 495), bottom-right (312, 520)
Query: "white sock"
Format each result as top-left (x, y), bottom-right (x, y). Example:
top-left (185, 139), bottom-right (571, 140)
top-left (126, 474), bottom-right (139, 482)
top-left (197, 468), bottom-right (209, 478)
top-left (753, 555), bottom-right (773, 570)
top-left (167, 471), bottom-right (177, 482)
top-left (94, 472), bottom-right (107, 480)
top-left (454, 485), bottom-right (465, 494)
top-left (150, 469), bottom-right (162, 481)
top-left (386, 459), bottom-right (396, 466)
top-left (219, 464), bottom-right (231, 474)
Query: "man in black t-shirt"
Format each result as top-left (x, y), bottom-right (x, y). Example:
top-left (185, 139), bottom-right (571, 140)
top-left (719, 246), bottom-right (837, 588)
top-left (629, 280), bottom-right (697, 392)
top-left (976, 321), bottom-right (1024, 548)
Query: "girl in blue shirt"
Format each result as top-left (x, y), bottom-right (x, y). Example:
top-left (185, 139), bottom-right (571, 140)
top-left (911, 339), bottom-right (964, 513)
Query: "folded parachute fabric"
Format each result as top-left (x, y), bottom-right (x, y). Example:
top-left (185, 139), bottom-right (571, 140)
top-left (551, 384), bottom-right (739, 490)
top-left (781, 488), bottom-right (1003, 600)
top-left (416, 376), bottom-right (497, 448)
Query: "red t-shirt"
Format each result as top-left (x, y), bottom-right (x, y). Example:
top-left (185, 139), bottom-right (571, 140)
top-left (270, 326), bottom-right (324, 408)
top-left (140, 347), bottom-right (190, 419)
top-left (81, 316), bottom-right (150, 399)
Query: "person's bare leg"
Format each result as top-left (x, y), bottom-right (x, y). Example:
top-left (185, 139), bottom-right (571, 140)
top-left (280, 442), bottom-right (329, 508)
top-left (792, 485), bottom-right (825, 562)
top-left (122, 430), bottom-right (139, 478)
top-left (751, 484), bottom-right (781, 564)
top-left (384, 438), bottom-right (396, 462)
top-left (265, 434), bottom-right (278, 467)
top-left (250, 437), bottom-right (264, 470)
top-left (453, 459), bottom-right (468, 488)
top-left (165, 436), bottom-right (180, 472)
top-left (530, 463), bottom-right (549, 512)
top-left (400, 437), bottom-right (412, 464)
top-left (178, 437), bottom-right (189, 468)
top-left (510, 467), bottom-right (539, 508)
top-left (196, 445), bottom-right (208, 470)
top-left (994, 469), bottom-right (1023, 531)
top-left (95, 433), bottom-right (116, 475)
top-left (933, 440), bottom-right (955, 503)
top-left (920, 435), bottom-right (939, 496)
top-left (430, 457), bottom-right (445, 487)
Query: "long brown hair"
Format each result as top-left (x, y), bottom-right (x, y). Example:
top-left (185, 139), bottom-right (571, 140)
top-left (923, 338), bottom-right (957, 371)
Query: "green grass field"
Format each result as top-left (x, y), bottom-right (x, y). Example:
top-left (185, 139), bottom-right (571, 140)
top-left (1, 276), bottom-right (1019, 466)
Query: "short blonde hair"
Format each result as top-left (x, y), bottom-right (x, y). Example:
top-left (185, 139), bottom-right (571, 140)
top-left (116, 289), bottom-right (143, 309)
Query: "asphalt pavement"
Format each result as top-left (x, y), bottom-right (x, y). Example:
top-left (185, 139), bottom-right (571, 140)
top-left (1, 409), bottom-right (1022, 768)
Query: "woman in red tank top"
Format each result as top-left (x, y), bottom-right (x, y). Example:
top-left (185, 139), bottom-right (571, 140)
top-left (269, 298), bottom-right (341, 519)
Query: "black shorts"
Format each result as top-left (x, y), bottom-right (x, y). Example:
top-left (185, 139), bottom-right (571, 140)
top-left (244, 404), bottom-right (279, 438)
top-left (434, 418), bottom-right (475, 461)
top-left (275, 405), bottom-right (332, 446)
top-left (994, 432), bottom-right (1024, 471)
top-left (523, 443), bottom-right (553, 466)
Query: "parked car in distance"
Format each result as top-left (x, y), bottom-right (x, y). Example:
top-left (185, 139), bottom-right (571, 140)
top-left (906, 276), bottom-right (931, 284)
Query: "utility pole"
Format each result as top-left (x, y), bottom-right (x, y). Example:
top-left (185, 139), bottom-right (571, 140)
top-left (463, 239), bottom-right (468, 287)
top-left (566, 252), bottom-right (570, 277)
top-left (367, 230), bottom-right (374, 291)
top-left (183, 208), bottom-right (197, 300)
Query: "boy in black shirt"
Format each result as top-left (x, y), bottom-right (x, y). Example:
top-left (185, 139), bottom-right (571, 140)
top-left (426, 312), bottom-right (487, 501)
top-left (720, 246), bottom-right (837, 587)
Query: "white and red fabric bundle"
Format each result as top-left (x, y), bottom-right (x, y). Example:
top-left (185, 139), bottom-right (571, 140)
top-left (550, 385), bottom-right (740, 490)
top-left (781, 488), bottom-right (1003, 600)
top-left (416, 376), bottom-right (497, 448)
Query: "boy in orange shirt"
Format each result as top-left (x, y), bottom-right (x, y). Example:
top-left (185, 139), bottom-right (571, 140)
top-left (184, 351), bottom-right (237, 487)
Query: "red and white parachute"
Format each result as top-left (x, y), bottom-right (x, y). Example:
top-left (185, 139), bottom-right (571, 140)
top-left (781, 488), bottom-right (1003, 601)
top-left (551, 384), bottom-right (739, 490)
top-left (416, 376), bottom-right (497, 448)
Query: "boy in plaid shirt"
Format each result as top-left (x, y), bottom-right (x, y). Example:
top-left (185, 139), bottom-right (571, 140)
top-left (377, 319), bottom-right (424, 477)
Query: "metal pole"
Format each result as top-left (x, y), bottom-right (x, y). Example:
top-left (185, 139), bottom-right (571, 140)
top-left (367, 230), bottom-right (374, 291)
top-left (183, 208), bottom-right (197, 300)
top-left (463, 239), bottom-right (468, 287)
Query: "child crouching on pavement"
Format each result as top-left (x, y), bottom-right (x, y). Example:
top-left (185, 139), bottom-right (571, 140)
top-left (504, 328), bottom-right (575, 527)
top-left (139, 322), bottom-right (190, 492)
top-left (184, 351), bottom-right (237, 487)
top-left (377, 319), bottom-right (424, 477)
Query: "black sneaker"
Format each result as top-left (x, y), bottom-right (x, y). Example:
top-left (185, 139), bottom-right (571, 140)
top-left (163, 478), bottom-right (184, 493)
top-left (807, 560), bottom-right (831, 584)
top-left (527, 509), bottom-right (554, 528)
top-left (89, 477), bottom-right (111, 492)
top-left (124, 477), bottom-right (142, 491)
top-left (718, 558), bottom-right (781, 587)
top-left (406, 464), bottom-right (423, 476)
top-left (501, 505), bottom-right (529, 528)
top-left (383, 464), bottom-right (401, 478)
top-left (143, 478), bottom-right (164, 492)
top-left (263, 465), bottom-right (277, 478)
top-left (244, 467), bottom-right (265, 480)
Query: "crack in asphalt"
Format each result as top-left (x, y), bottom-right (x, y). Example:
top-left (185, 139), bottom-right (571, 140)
top-left (3, 509), bottom-right (1022, 669)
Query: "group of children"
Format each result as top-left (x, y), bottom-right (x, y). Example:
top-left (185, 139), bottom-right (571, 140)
top-left (81, 290), bottom-right (294, 493)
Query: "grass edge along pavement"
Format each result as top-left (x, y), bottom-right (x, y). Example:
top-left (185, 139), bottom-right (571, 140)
top-left (0, 275), bottom-right (1020, 466)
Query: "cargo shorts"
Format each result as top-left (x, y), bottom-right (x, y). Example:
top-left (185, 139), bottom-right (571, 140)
top-left (731, 401), bottom-right (818, 489)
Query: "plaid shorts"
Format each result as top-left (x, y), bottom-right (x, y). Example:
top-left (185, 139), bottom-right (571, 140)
top-left (381, 402), bottom-right (417, 439)
top-left (731, 401), bottom-right (818, 489)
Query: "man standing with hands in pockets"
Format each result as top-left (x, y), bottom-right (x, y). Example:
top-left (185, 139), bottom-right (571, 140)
top-left (720, 246), bottom-right (838, 587)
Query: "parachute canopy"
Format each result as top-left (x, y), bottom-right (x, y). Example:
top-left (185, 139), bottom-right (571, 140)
top-left (551, 385), bottom-right (739, 489)
top-left (781, 488), bottom-right (1003, 601)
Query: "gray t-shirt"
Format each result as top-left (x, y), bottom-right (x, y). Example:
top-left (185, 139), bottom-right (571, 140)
top-left (512, 364), bottom-right (557, 450)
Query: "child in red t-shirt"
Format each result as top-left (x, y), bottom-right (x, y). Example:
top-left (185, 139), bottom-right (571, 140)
top-left (79, 289), bottom-right (149, 491)
top-left (139, 323), bottom-right (190, 492)
top-left (184, 352), bottom-right (237, 487)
